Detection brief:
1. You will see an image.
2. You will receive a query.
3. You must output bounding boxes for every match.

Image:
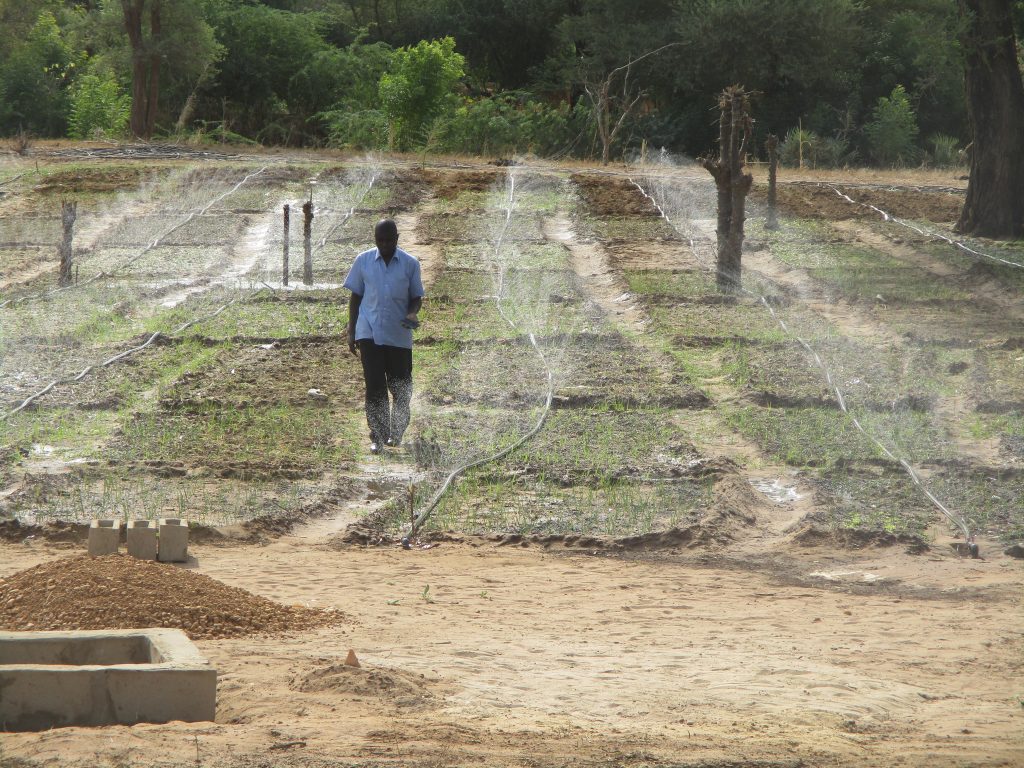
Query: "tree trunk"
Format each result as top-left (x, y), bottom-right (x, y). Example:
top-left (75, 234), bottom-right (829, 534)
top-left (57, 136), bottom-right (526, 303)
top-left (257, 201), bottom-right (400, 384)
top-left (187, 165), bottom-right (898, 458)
top-left (765, 134), bottom-right (780, 230)
top-left (58, 201), bottom-right (77, 288)
top-left (123, 1), bottom-right (147, 139)
top-left (723, 90), bottom-right (752, 289)
top-left (122, 0), bottom-right (161, 140)
top-left (702, 87), bottom-right (752, 292)
top-left (144, 0), bottom-right (162, 139)
top-left (956, 0), bottom-right (1024, 238)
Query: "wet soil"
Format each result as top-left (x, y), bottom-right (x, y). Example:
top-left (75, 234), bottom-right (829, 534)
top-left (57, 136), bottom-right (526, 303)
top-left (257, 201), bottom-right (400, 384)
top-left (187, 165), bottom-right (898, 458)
top-left (751, 181), bottom-right (964, 223)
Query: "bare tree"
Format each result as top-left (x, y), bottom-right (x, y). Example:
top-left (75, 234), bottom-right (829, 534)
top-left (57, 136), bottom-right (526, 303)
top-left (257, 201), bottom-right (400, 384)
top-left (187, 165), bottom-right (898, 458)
top-left (956, 0), bottom-right (1024, 238)
top-left (582, 43), bottom-right (680, 166)
top-left (702, 86), bottom-right (753, 291)
top-left (122, 0), bottom-right (162, 140)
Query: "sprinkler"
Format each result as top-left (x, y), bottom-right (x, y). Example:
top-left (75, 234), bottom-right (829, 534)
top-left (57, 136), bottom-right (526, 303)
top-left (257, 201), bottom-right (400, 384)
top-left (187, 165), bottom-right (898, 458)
top-left (401, 165), bottom-right (557, 545)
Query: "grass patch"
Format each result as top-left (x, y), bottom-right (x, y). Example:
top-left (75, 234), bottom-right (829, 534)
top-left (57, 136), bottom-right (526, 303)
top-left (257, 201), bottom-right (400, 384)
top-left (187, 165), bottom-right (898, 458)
top-left (725, 404), bottom-right (954, 468)
top-left (581, 216), bottom-right (680, 241)
top-left (115, 402), bottom-right (358, 468)
top-left (185, 293), bottom-right (347, 339)
top-left (625, 269), bottom-right (718, 298)
top-left (3, 472), bottom-right (317, 527)
top-left (419, 474), bottom-right (709, 537)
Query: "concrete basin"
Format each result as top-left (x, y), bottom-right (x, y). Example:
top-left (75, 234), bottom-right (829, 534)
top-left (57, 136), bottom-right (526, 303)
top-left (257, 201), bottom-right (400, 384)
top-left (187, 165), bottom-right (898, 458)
top-left (0, 628), bottom-right (216, 731)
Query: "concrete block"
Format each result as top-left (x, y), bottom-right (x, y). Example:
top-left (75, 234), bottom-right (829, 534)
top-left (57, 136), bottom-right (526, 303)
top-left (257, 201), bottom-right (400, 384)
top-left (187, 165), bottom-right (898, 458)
top-left (87, 519), bottom-right (120, 556)
top-left (0, 628), bottom-right (217, 730)
top-left (157, 518), bottom-right (188, 563)
top-left (126, 520), bottom-right (157, 560)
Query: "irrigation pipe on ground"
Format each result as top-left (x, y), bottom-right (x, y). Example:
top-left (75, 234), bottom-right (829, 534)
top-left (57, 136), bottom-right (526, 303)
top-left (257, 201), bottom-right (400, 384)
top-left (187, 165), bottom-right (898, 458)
top-left (0, 166), bottom-right (268, 308)
top-left (825, 184), bottom-right (1024, 272)
top-left (629, 177), bottom-right (977, 555)
top-left (404, 168), bottom-right (556, 543)
top-left (3, 168), bottom-right (381, 422)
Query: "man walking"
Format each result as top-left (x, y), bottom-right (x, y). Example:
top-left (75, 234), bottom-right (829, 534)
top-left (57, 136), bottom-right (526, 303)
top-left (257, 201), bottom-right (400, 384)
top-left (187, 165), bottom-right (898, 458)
top-left (344, 219), bottom-right (424, 454)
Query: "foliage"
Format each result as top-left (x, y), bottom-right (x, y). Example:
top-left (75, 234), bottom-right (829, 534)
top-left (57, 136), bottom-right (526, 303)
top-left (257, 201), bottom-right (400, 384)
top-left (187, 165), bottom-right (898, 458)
top-left (671, 0), bottom-right (863, 152)
top-left (68, 71), bottom-right (130, 139)
top-left (928, 133), bottom-right (962, 167)
top-left (378, 37), bottom-right (465, 151)
top-left (0, 10), bottom-right (79, 137)
top-left (434, 92), bottom-right (588, 157)
top-left (779, 127), bottom-right (819, 168)
top-left (0, 0), bottom-right (1001, 156)
top-left (864, 85), bottom-right (920, 166)
top-left (204, 2), bottom-right (329, 142)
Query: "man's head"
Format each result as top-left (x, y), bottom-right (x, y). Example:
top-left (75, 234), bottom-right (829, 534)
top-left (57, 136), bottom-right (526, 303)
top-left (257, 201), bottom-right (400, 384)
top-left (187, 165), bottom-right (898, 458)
top-left (374, 219), bottom-right (399, 259)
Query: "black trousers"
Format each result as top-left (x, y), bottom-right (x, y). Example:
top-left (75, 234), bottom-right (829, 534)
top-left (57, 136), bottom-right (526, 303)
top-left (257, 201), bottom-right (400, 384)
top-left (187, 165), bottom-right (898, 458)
top-left (358, 340), bottom-right (413, 444)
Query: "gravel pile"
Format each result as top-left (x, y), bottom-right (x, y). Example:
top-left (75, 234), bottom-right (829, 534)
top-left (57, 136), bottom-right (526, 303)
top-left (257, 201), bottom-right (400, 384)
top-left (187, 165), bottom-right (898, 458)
top-left (0, 555), bottom-right (341, 640)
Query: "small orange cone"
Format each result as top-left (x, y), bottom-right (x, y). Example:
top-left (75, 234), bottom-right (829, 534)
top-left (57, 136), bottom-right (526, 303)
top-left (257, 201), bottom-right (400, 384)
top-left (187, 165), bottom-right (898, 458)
top-left (344, 649), bottom-right (361, 668)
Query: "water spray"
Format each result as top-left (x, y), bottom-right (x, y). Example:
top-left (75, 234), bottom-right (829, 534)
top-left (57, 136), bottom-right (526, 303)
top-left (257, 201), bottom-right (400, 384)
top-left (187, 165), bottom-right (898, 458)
top-left (825, 184), bottom-right (1024, 272)
top-left (3, 165), bottom-right (381, 422)
top-left (629, 175), bottom-right (978, 557)
top-left (401, 166), bottom-right (557, 547)
top-left (0, 166), bottom-right (269, 308)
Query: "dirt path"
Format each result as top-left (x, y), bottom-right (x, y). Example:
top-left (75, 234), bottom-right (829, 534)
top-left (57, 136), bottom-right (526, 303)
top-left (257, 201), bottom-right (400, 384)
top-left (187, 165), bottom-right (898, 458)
top-left (2, 538), bottom-right (1021, 768)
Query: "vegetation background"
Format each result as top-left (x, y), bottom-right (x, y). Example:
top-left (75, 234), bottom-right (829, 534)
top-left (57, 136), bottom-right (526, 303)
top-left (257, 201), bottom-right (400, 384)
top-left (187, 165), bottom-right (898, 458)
top-left (1, 0), bottom-right (1023, 165)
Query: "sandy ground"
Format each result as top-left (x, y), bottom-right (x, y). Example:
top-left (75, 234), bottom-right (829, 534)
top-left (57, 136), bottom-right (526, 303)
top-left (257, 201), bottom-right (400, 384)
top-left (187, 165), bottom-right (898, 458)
top-left (1, 532), bottom-right (1022, 768)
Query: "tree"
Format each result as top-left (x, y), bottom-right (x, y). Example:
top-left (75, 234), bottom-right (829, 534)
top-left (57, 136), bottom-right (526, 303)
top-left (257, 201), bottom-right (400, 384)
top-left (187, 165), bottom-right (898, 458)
top-left (864, 85), bottom-right (919, 166)
top-left (121, 0), bottom-right (161, 138)
top-left (206, 4), bottom-right (330, 142)
top-left (582, 44), bottom-right (680, 165)
top-left (673, 0), bottom-right (862, 152)
top-left (702, 86), bottom-right (753, 292)
top-left (378, 36), bottom-right (464, 151)
top-left (0, 10), bottom-right (79, 137)
top-left (956, 0), bottom-right (1024, 238)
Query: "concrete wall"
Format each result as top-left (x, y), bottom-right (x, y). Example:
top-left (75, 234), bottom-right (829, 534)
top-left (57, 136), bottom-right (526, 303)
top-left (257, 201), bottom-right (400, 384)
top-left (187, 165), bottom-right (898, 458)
top-left (0, 629), bottom-right (216, 731)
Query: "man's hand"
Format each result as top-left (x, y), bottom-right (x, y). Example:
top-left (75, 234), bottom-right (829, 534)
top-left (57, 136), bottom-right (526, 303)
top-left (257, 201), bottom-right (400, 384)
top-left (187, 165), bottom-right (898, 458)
top-left (348, 330), bottom-right (359, 357)
top-left (401, 312), bottom-right (420, 330)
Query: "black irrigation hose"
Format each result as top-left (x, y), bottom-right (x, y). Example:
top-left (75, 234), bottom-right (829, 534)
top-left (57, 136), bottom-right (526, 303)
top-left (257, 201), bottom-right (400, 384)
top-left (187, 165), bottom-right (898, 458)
top-left (0, 166), bottom-right (268, 308)
top-left (629, 176), bottom-right (977, 555)
top-left (404, 168), bottom-right (557, 542)
top-left (3, 167), bottom-right (382, 422)
top-left (825, 184), bottom-right (1024, 272)
top-left (2, 300), bottom-right (240, 421)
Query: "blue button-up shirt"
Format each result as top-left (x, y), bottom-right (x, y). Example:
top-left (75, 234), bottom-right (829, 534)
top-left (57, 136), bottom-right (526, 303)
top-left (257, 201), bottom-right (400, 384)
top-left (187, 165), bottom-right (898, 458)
top-left (343, 247), bottom-right (425, 349)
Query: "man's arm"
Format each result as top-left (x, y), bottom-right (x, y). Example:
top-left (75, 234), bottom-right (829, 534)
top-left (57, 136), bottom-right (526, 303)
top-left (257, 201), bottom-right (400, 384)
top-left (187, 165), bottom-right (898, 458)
top-left (406, 296), bottom-right (422, 320)
top-left (348, 292), bottom-right (362, 356)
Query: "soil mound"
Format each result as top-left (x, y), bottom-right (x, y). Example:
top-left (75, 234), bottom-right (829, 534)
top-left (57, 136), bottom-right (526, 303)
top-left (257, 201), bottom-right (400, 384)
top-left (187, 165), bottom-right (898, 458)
top-left (291, 663), bottom-right (437, 709)
top-left (0, 554), bottom-right (342, 640)
top-left (790, 524), bottom-right (928, 553)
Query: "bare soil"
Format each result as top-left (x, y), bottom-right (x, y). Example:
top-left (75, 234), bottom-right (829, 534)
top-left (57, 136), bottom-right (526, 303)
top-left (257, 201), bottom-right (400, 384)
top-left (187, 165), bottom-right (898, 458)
top-left (1, 538), bottom-right (1021, 768)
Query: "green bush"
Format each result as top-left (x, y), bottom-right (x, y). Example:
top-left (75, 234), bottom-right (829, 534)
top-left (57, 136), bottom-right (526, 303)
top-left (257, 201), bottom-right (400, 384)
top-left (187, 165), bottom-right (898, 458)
top-left (321, 108), bottom-right (389, 150)
top-left (379, 37), bottom-right (465, 151)
top-left (779, 127), bottom-right (819, 168)
top-left (68, 72), bottom-right (130, 139)
top-left (864, 85), bottom-right (920, 167)
top-left (928, 133), bottom-right (962, 167)
top-left (434, 92), bottom-right (588, 157)
top-left (0, 11), bottom-right (78, 137)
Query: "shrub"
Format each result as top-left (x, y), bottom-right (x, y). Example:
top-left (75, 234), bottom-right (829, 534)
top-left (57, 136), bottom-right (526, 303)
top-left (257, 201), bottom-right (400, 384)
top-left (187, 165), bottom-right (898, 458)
top-left (778, 127), bottom-right (819, 168)
top-left (378, 37), bottom-right (465, 151)
top-left (864, 85), bottom-right (920, 167)
top-left (928, 134), bottom-right (962, 167)
top-left (321, 108), bottom-right (389, 150)
top-left (434, 93), bottom-right (588, 157)
top-left (68, 73), bottom-right (130, 139)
